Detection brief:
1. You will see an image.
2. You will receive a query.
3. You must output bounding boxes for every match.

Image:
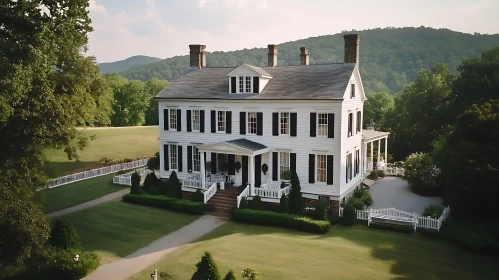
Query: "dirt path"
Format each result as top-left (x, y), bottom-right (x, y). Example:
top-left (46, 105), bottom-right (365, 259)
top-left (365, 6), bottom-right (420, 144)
top-left (84, 215), bottom-right (225, 280)
top-left (49, 189), bottom-right (130, 218)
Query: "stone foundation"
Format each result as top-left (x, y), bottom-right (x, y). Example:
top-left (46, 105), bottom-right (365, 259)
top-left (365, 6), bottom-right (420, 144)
top-left (181, 190), bottom-right (195, 200)
top-left (303, 197), bottom-right (340, 217)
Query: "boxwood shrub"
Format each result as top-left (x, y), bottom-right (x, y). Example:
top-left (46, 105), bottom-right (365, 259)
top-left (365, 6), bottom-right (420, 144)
top-left (231, 209), bottom-right (330, 234)
top-left (123, 194), bottom-right (205, 215)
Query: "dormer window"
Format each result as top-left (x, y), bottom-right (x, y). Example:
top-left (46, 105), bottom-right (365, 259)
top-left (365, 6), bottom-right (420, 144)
top-left (239, 77), bottom-right (244, 93)
top-left (245, 76), bottom-right (251, 92)
top-left (227, 64), bottom-right (272, 94)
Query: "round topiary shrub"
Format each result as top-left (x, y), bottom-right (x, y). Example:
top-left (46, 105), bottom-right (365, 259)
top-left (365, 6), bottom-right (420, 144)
top-left (377, 170), bottom-right (386, 178)
top-left (48, 249), bottom-right (100, 280)
top-left (312, 200), bottom-right (328, 221)
top-left (422, 204), bottom-right (444, 219)
top-left (342, 204), bottom-right (357, 226)
top-left (239, 197), bottom-right (249, 209)
top-left (348, 197), bottom-right (366, 210)
top-left (49, 219), bottom-right (81, 250)
top-left (130, 171), bottom-right (141, 194)
top-left (279, 194), bottom-right (289, 213)
top-left (193, 189), bottom-right (204, 203)
top-left (367, 170), bottom-right (378, 180)
top-left (251, 196), bottom-right (264, 210)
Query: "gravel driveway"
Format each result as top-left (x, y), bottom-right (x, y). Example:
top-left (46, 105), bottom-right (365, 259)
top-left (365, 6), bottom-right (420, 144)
top-left (369, 177), bottom-right (443, 214)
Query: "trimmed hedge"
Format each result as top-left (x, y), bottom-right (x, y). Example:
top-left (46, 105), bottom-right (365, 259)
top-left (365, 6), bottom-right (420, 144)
top-left (231, 209), bottom-right (330, 234)
top-left (123, 194), bottom-right (205, 215)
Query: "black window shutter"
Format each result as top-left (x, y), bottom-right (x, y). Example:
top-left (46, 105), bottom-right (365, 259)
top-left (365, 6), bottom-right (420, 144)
top-left (228, 154), bottom-right (236, 175)
top-left (327, 155), bottom-right (334, 185)
top-left (200, 110), bottom-right (205, 133)
top-left (163, 144), bottom-right (169, 171)
top-left (187, 110), bottom-right (192, 132)
top-left (163, 109), bottom-right (169, 131)
top-left (290, 113), bottom-right (297, 137)
top-left (255, 154), bottom-right (261, 188)
top-left (257, 112), bottom-right (263, 136)
top-left (226, 111), bottom-right (232, 134)
top-left (177, 109), bottom-right (181, 131)
top-left (231, 77), bottom-right (236, 93)
top-left (357, 111), bottom-right (361, 132)
top-left (211, 110), bottom-right (216, 133)
top-left (328, 113), bottom-right (335, 138)
top-left (187, 146), bottom-right (193, 173)
top-left (253, 77), bottom-right (259, 93)
top-left (178, 145), bottom-right (183, 172)
top-left (240, 112), bottom-right (246, 135)
top-left (272, 152), bottom-right (278, 181)
top-left (291, 153), bottom-right (297, 174)
top-left (211, 152), bottom-right (217, 174)
top-left (309, 154), bottom-right (315, 184)
top-left (272, 113), bottom-right (279, 136)
top-left (310, 113), bottom-right (316, 137)
top-left (242, 156), bottom-right (248, 185)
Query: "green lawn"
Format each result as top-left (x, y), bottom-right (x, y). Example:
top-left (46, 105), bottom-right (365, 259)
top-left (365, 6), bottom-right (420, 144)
top-left (44, 126), bottom-right (159, 177)
top-left (41, 174), bottom-right (127, 213)
top-left (130, 222), bottom-right (499, 280)
top-left (53, 201), bottom-right (199, 264)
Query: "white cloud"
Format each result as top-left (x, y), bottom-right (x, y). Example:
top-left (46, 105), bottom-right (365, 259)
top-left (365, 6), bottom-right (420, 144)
top-left (89, 0), bottom-right (106, 14)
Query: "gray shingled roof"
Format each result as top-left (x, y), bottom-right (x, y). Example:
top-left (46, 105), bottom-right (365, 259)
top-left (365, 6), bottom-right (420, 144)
top-left (155, 63), bottom-right (355, 100)
top-left (245, 64), bottom-right (272, 78)
top-left (226, 138), bottom-right (267, 151)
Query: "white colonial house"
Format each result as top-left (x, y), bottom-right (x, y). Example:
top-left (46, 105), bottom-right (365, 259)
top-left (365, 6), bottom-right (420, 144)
top-left (155, 34), bottom-right (389, 214)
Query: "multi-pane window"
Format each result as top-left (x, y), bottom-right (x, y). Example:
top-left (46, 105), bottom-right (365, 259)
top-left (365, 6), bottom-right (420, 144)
top-left (245, 76), bottom-right (251, 93)
top-left (280, 152), bottom-right (290, 179)
top-left (317, 155), bottom-right (327, 183)
top-left (192, 110), bottom-right (200, 131)
top-left (348, 113), bottom-right (353, 137)
top-left (170, 145), bottom-right (178, 170)
top-left (193, 147), bottom-right (200, 172)
top-left (239, 76), bottom-right (244, 93)
top-left (218, 153), bottom-right (228, 173)
top-left (318, 113), bottom-right (328, 136)
top-left (247, 112), bottom-right (257, 134)
top-left (356, 111), bottom-right (361, 133)
top-left (217, 111), bottom-right (226, 132)
top-left (354, 150), bottom-right (360, 175)
top-left (170, 110), bottom-right (177, 130)
top-left (351, 84), bottom-right (355, 98)
top-left (280, 112), bottom-right (290, 135)
top-left (346, 153), bottom-right (352, 183)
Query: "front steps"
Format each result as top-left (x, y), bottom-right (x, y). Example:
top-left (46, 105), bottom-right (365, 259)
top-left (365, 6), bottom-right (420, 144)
top-left (209, 190), bottom-right (238, 213)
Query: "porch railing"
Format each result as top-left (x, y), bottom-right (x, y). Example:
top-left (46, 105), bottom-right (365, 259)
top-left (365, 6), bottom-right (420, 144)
top-left (237, 185), bottom-right (250, 208)
top-left (204, 182), bottom-right (217, 203)
top-left (254, 185), bottom-right (291, 199)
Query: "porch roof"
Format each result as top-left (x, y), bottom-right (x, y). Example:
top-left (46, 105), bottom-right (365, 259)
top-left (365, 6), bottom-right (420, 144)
top-left (197, 138), bottom-right (269, 156)
top-left (362, 130), bottom-right (390, 142)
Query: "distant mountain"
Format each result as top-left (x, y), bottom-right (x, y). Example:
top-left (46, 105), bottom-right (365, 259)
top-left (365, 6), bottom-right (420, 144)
top-left (118, 27), bottom-right (499, 94)
top-left (98, 55), bottom-right (162, 74)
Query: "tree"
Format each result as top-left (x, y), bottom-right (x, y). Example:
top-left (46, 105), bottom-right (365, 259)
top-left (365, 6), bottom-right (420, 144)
top-left (239, 197), bottom-right (248, 209)
top-left (130, 171), bottom-right (141, 194)
top-left (289, 171), bottom-right (304, 214)
top-left (147, 152), bottom-right (160, 171)
top-left (191, 252), bottom-right (221, 280)
top-left (0, 0), bottom-right (104, 271)
top-left (144, 78), bottom-right (168, 125)
top-left (49, 219), bottom-right (81, 250)
top-left (363, 92), bottom-right (394, 130)
top-left (403, 153), bottom-right (440, 189)
top-left (386, 63), bottom-right (455, 160)
top-left (223, 270), bottom-right (236, 280)
top-left (279, 194), bottom-right (289, 213)
top-left (437, 100), bottom-right (499, 219)
top-left (312, 200), bottom-right (328, 221)
top-left (110, 79), bottom-right (149, 126)
top-left (342, 204), bottom-right (356, 226)
top-left (241, 268), bottom-right (259, 280)
top-left (166, 171), bottom-right (182, 198)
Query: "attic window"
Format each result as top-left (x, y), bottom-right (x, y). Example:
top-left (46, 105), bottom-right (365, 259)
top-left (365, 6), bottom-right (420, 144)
top-left (350, 84), bottom-right (355, 98)
top-left (239, 77), bottom-right (244, 93)
top-left (245, 76), bottom-right (251, 92)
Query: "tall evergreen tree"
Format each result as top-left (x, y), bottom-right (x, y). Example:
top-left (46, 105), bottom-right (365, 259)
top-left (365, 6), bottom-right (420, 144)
top-left (289, 171), bottom-right (304, 214)
top-left (191, 252), bottom-right (221, 280)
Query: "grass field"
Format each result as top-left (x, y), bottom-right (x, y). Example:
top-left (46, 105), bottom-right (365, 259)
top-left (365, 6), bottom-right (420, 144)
top-left (130, 222), bottom-right (499, 280)
top-left (41, 174), bottom-right (127, 213)
top-left (44, 126), bottom-right (159, 177)
top-left (53, 201), bottom-right (199, 264)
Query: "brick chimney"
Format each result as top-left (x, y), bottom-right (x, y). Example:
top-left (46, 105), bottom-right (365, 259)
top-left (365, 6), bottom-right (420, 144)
top-left (189, 44), bottom-right (206, 68)
top-left (343, 34), bottom-right (360, 65)
top-left (268, 44), bottom-right (278, 67)
top-left (300, 47), bottom-right (309, 66)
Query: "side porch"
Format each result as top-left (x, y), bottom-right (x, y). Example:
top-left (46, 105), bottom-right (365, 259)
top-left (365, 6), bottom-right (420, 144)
top-left (362, 127), bottom-right (390, 180)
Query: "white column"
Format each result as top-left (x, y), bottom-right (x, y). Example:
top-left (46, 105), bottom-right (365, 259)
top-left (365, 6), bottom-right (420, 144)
top-left (249, 155), bottom-right (255, 196)
top-left (200, 152), bottom-right (206, 189)
top-left (384, 137), bottom-right (388, 165)
top-left (268, 151), bottom-right (272, 183)
top-left (377, 139), bottom-right (381, 168)
top-left (370, 141), bottom-right (373, 165)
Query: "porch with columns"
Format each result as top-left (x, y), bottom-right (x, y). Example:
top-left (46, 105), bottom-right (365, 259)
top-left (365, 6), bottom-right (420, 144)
top-left (362, 129), bottom-right (390, 178)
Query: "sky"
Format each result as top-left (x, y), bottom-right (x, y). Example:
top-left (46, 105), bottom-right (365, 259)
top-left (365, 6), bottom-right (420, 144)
top-left (87, 0), bottom-right (499, 63)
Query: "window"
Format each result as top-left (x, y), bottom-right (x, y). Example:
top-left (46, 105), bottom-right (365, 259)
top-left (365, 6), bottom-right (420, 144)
top-left (350, 84), bottom-right (355, 98)
top-left (193, 147), bottom-right (200, 172)
top-left (192, 110), bottom-right (200, 131)
top-left (245, 76), bottom-right (251, 93)
top-left (317, 155), bottom-right (327, 183)
top-left (346, 153), bottom-right (352, 183)
top-left (247, 112), bottom-right (257, 134)
top-left (354, 150), bottom-right (360, 176)
top-left (170, 145), bottom-right (178, 170)
top-left (217, 111), bottom-right (226, 132)
top-left (280, 112), bottom-right (290, 135)
top-left (280, 152), bottom-right (290, 179)
top-left (318, 113), bottom-right (328, 136)
top-left (356, 111), bottom-right (361, 133)
top-left (170, 110), bottom-right (177, 130)
top-left (218, 153), bottom-right (228, 173)
top-left (239, 76), bottom-right (244, 93)
top-left (348, 112), bottom-right (353, 137)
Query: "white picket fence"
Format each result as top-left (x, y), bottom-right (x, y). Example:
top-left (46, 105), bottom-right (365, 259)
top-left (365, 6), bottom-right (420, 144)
top-left (381, 166), bottom-right (405, 176)
top-left (112, 167), bottom-right (148, 186)
top-left (339, 206), bottom-right (451, 231)
top-left (42, 158), bottom-right (149, 190)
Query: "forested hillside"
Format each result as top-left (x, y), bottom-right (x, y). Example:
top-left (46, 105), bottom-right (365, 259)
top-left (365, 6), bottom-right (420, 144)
top-left (99, 55), bottom-right (162, 74)
top-left (120, 27), bottom-right (499, 94)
